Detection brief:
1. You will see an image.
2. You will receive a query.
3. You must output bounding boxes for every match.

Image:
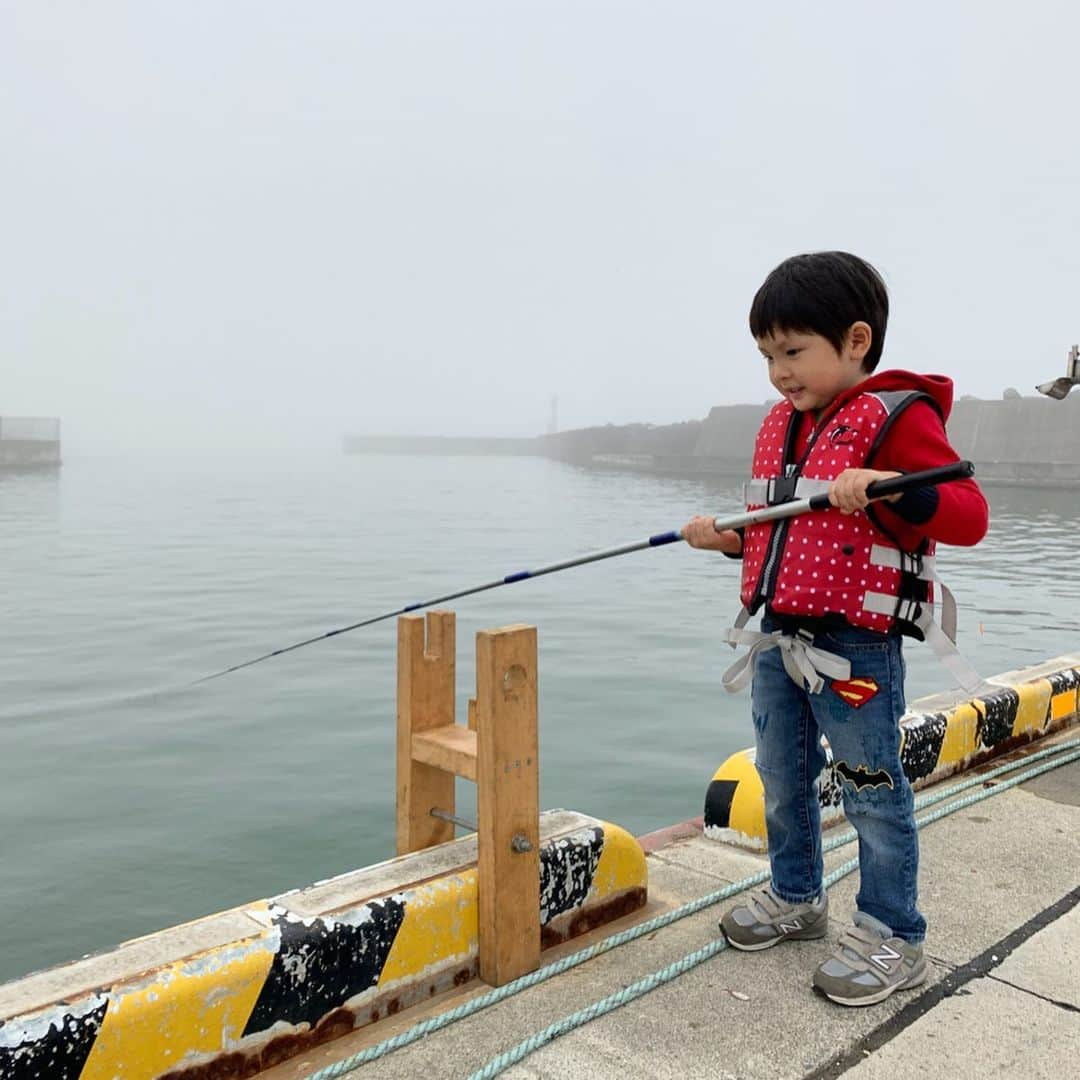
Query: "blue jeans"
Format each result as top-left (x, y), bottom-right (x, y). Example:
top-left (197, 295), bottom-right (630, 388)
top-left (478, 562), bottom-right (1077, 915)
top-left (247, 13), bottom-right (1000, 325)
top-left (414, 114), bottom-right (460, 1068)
top-left (751, 614), bottom-right (925, 943)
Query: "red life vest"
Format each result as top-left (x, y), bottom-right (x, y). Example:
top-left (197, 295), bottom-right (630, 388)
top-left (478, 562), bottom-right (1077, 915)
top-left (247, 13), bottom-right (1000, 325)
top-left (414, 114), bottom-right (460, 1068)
top-left (740, 390), bottom-right (940, 635)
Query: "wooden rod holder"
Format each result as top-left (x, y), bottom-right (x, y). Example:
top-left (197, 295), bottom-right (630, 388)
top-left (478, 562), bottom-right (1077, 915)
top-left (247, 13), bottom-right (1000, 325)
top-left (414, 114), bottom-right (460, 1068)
top-left (395, 611), bottom-right (540, 987)
top-left (475, 624), bottom-right (540, 985)
top-left (396, 610), bottom-right (457, 856)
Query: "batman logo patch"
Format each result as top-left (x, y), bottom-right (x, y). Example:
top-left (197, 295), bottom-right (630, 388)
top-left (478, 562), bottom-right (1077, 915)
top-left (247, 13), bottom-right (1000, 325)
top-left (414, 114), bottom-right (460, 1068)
top-left (834, 760), bottom-right (894, 791)
top-left (831, 676), bottom-right (880, 708)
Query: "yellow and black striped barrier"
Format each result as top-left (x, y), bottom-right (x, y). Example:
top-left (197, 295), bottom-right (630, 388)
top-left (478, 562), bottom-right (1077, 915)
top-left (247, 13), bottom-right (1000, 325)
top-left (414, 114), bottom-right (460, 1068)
top-left (0, 811), bottom-right (645, 1079)
top-left (704, 654), bottom-right (1080, 848)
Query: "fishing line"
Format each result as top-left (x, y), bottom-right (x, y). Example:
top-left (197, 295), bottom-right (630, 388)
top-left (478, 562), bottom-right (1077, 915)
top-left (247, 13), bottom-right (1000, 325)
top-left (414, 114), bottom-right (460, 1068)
top-left (191, 462), bottom-right (974, 684)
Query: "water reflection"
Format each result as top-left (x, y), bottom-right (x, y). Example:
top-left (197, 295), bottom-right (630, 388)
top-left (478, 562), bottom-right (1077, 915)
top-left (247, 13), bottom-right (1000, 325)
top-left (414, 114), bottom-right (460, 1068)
top-left (0, 466), bottom-right (61, 522)
top-left (982, 481), bottom-right (1080, 526)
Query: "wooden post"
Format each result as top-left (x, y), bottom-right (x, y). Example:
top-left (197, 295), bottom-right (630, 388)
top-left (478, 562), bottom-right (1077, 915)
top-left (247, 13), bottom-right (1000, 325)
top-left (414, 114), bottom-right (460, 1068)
top-left (476, 624), bottom-right (541, 986)
top-left (396, 611), bottom-right (457, 855)
top-left (394, 611), bottom-right (541, 987)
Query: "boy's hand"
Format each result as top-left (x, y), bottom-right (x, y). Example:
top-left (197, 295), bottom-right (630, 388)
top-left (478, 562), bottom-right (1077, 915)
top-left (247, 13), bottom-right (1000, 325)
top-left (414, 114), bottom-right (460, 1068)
top-left (829, 468), bottom-right (902, 515)
top-left (682, 516), bottom-right (742, 553)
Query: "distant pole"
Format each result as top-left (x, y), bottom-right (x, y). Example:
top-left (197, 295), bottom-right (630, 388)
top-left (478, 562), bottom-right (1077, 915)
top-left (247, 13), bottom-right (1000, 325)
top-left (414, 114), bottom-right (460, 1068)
top-left (547, 395), bottom-right (558, 435)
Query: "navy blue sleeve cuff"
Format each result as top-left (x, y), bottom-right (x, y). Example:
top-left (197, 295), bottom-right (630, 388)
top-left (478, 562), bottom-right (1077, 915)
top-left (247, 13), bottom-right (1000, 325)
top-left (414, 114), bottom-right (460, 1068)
top-left (888, 485), bottom-right (940, 525)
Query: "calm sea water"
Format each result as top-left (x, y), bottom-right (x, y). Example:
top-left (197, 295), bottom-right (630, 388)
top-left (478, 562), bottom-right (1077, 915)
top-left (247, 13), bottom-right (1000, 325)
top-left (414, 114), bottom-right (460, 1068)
top-left (1, 451), bottom-right (1078, 983)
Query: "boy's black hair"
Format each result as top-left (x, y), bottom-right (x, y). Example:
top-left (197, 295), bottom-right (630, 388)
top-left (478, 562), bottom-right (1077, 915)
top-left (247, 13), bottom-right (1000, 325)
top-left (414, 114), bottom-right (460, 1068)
top-left (749, 251), bottom-right (889, 372)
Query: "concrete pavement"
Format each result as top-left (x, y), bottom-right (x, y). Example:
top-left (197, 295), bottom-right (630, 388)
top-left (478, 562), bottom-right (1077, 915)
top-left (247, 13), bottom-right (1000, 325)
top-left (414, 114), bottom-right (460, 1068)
top-left (260, 735), bottom-right (1080, 1080)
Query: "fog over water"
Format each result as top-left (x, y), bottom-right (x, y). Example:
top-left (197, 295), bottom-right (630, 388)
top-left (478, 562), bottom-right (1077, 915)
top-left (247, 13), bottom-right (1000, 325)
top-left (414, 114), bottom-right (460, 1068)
top-left (3, 1), bottom-right (1079, 453)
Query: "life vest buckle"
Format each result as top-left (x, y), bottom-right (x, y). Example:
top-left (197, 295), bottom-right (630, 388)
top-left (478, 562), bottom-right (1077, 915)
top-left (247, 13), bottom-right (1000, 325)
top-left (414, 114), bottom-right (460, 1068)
top-left (768, 475), bottom-right (799, 505)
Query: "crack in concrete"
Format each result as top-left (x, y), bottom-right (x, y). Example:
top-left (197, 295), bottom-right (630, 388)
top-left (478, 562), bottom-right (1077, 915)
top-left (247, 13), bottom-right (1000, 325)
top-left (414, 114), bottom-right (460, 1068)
top-left (646, 852), bottom-right (746, 885)
top-left (925, 954), bottom-right (955, 971)
top-left (986, 973), bottom-right (1080, 1014)
top-left (803, 883), bottom-right (1080, 1079)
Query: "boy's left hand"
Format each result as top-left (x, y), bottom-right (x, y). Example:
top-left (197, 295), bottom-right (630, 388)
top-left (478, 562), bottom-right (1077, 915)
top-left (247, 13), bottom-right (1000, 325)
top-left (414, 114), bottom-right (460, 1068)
top-left (828, 468), bottom-right (902, 515)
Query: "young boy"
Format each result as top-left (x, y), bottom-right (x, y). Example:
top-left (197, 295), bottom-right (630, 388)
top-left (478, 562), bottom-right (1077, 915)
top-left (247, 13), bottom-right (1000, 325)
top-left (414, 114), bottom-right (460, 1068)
top-left (684, 251), bottom-right (987, 1006)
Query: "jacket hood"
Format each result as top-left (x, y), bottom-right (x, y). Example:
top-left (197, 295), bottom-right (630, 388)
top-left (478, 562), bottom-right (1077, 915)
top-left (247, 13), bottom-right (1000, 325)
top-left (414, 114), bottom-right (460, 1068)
top-left (850, 369), bottom-right (955, 422)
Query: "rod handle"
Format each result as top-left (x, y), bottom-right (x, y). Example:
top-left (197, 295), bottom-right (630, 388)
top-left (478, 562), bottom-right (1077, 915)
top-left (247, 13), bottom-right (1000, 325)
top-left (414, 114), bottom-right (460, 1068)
top-left (807, 460), bottom-right (976, 510)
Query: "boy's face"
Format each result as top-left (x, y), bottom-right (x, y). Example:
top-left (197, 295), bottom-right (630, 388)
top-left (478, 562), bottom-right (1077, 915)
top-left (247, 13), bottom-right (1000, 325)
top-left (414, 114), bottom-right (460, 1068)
top-left (756, 326), bottom-right (870, 413)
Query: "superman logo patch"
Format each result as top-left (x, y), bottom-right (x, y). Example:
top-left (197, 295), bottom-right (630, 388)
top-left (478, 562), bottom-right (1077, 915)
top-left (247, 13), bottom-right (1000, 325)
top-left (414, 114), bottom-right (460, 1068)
top-left (831, 676), bottom-right (880, 708)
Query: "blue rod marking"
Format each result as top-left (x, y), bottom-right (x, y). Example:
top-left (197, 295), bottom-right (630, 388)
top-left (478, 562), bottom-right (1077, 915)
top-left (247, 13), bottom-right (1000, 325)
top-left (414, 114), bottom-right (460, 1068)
top-left (504, 571), bottom-right (532, 584)
top-left (648, 531), bottom-right (682, 547)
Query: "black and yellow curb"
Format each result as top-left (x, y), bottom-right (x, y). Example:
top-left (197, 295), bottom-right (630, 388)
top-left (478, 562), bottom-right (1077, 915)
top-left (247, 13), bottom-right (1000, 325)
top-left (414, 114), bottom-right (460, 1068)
top-left (0, 811), bottom-right (645, 1080)
top-left (704, 654), bottom-right (1080, 848)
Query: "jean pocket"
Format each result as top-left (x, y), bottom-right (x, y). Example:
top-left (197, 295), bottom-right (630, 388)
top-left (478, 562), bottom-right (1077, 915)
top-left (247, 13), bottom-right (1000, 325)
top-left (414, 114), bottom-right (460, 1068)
top-left (816, 628), bottom-right (891, 655)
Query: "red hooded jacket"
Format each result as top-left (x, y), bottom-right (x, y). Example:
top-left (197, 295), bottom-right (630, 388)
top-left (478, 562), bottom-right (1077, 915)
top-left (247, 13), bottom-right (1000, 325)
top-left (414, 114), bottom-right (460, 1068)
top-left (785, 370), bottom-right (988, 549)
top-left (739, 370), bottom-right (988, 633)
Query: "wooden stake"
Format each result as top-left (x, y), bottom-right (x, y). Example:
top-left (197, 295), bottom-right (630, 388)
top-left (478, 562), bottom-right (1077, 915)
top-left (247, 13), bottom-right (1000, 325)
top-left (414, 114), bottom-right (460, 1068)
top-left (396, 611), bottom-right (456, 855)
top-left (476, 624), bottom-right (541, 985)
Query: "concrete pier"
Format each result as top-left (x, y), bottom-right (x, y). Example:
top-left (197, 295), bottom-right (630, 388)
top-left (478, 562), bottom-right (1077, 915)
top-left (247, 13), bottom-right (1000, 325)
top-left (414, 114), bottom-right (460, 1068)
top-left (257, 733), bottom-right (1079, 1080)
top-left (343, 388), bottom-right (1080, 488)
top-left (0, 417), bottom-right (61, 469)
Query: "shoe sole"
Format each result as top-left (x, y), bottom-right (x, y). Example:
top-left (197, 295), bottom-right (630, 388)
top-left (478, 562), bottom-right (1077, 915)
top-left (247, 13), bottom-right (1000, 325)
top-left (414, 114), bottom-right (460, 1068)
top-left (816, 964), bottom-right (928, 1006)
top-left (722, 925), bottom-right (828, 952)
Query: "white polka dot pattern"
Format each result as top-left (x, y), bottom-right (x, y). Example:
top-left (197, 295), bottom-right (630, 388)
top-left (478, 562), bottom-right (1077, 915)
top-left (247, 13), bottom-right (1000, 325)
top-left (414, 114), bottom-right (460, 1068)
top-left (739, 394), bottom-right (937, 631)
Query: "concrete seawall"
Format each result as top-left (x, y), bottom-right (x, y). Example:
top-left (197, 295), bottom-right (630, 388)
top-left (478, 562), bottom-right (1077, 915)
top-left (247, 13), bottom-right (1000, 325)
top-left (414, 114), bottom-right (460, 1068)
top-left (0, 417), bottom-right (62, 470)
top-left (343, 435), bottom-right (537, 456)
top-left (0, 439), bottom-right (61, 468)
top-left (344, 392), bottom-right (1080, 487)
top-left (0, 812), bottom-right (646, 1079)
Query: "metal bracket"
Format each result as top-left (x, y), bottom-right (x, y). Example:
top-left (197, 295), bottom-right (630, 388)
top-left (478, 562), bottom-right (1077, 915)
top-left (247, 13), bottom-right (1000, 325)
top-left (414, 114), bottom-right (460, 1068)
top-left (430, 807), bottom-right (477, 833)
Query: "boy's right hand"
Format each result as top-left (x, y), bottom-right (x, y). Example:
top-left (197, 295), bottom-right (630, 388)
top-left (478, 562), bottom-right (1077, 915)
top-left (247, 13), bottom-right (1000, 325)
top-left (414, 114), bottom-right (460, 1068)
top-left (681, 517), bottom-right (742, 554)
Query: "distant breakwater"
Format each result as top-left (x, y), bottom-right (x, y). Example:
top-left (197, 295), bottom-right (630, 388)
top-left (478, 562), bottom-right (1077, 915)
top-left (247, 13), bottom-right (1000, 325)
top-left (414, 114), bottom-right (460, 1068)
top-left (344, 392), bottom-right (1080, 487)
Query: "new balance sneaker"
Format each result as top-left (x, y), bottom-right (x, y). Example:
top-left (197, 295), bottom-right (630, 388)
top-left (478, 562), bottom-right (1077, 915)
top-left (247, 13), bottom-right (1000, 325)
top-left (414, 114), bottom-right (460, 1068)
top-left (720, 885), bottom-right (828, 951)
top-left (813, 912), bottom-right (928, 1006)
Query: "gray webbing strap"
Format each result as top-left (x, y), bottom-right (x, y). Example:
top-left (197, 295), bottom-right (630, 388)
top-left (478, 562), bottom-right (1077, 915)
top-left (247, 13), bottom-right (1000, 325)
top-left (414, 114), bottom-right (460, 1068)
top-left (743, 477), bottom-right (833, 505)
top-left (862, 591), bottom-right (982, 692)
top-left (868, 543), bottom-right (936, 580)
top-left (722, 626), bottom-right (851, 695)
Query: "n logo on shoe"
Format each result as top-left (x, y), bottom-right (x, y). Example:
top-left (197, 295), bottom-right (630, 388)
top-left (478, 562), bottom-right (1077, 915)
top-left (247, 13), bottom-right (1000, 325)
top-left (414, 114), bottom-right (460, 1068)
top-left (869, 943), bottom-right (902, 971)
top-left (778, 919), bottom-right (802, 934)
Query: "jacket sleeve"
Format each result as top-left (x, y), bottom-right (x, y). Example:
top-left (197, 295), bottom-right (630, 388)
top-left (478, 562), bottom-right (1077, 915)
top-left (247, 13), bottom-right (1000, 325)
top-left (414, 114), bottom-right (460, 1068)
top-left (872, 400), bottom-right (989, 547)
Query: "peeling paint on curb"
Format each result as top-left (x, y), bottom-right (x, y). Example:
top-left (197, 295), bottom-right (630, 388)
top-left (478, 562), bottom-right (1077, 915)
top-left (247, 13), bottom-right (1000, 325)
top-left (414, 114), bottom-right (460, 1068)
top-left (0, 812), bottom-right (646, 1080)
top-left (704, 654), bottom-right (1080, 849)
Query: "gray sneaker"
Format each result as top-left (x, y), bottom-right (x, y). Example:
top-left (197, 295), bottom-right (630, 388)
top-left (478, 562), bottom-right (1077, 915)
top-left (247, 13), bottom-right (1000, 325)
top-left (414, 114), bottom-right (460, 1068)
top-left (813, 912), bottom-right (928, 1006)
top-left (721, 886), bottom-right (828, 951)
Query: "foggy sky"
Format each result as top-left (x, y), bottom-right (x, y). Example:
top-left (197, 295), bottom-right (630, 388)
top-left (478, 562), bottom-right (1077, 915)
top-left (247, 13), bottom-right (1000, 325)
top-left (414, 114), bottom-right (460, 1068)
top-left (3, 1), bottom-right (1078, 452)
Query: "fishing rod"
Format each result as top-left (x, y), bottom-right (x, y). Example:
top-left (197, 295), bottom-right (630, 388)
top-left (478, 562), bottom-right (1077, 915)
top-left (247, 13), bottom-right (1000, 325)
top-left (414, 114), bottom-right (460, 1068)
top-left (193, 461), bottom-right (975, 685)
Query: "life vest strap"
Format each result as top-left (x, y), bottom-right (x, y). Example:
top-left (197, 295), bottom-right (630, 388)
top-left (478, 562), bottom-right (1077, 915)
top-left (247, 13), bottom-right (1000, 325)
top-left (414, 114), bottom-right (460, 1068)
top-left (913, 605), bottom-right (988, 694)
top-left (863, 582), bottom-right (957, 643)
top-left (743, 477), bottom-right (833, 506)
top-left (868, 544), bottom-right (936, 580)
top-left (862, 591), bottom-right (982, 692)
top-left (721, 623), bottom-right (851, 695)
